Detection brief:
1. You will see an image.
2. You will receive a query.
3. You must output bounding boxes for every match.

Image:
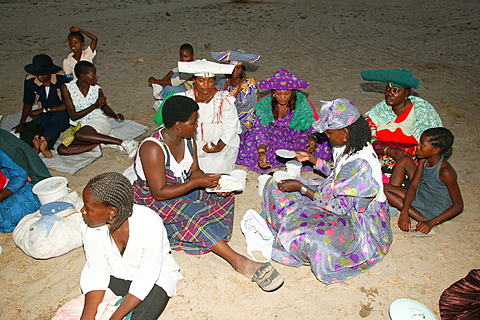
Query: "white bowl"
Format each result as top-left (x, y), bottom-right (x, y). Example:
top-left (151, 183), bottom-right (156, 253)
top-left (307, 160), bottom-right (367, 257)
top-left (32, 176), bottom-right (69, 205)
top-left (389, 298), bottom-right (437, 320)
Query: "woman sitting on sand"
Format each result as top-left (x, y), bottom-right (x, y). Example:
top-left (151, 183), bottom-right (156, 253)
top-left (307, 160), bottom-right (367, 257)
top-left (58, 61), bottom-right (138, 158)
top-left (361, 69), bottom-right (442, 174)
top-left (236, 69), bottom-right (331, 173)
top-left (15, 54), bottom-right (70, 158)
top-left (80, 172), bottom-right (181, 319)
top-left (211, 49), bottom-right (260, 133)
top-left (0, 149), bottom-right (41, 233)
top-left (133, 96), bottom-right (284, 292)
top-left (262, 99), bottom-right (392, 284)
top-left (175, 60), bottom-right (242, 174)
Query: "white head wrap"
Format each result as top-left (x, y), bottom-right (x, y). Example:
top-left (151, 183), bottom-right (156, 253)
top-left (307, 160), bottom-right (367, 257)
top-left (178, 59), bottom-right (235, 78)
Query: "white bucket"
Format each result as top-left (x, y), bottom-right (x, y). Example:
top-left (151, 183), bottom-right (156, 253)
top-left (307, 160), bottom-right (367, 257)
top-left (286, 160), bottom-right (302, 178)
top-left (257, 174), bottom-right (271, 196)
top-left (230, 169), bottom-right (247, 190)
top-left (32, 176), bottom-right (69, 205)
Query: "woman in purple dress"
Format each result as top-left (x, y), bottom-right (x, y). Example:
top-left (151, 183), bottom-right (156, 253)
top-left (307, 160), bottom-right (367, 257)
top-left (236, 69), bottom-right (331, 173)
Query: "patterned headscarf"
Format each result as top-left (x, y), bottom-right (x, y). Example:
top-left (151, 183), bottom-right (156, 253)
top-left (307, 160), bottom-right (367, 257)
top-left (258, 69), bottom-right (309, 90)
top-left (313, 98), bottom-right (360, 133)
top-left (211, 49), bottom-right (260, 65)
top-left (87, 172), bottom-right (134, 233)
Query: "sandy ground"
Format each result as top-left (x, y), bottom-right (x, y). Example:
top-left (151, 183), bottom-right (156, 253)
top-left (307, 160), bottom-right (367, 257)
top-left (0, 0), bottom-right (479, 319)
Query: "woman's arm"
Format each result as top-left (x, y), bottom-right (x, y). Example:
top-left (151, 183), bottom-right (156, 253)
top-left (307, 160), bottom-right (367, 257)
top-left (62, 85), bottom-right (104, 121)
top-left (109, 293), bottom-right (141, 320)
top-left (0, 152), bottom-right (29, 196)
top-left (415, 161), bottom-right (463, 233)
top-left (141, 140), bottom-right (218, 201)
top-left (80, 290), bottom-right (105, 320)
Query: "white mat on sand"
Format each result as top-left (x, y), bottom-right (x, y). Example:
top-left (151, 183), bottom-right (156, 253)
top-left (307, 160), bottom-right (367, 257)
top-left (1, 113), bottom-right (149, 174)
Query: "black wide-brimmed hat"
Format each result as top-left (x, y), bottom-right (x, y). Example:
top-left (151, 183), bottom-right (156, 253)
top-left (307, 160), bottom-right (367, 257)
top-left (24, 54), bottom-right (62, 76)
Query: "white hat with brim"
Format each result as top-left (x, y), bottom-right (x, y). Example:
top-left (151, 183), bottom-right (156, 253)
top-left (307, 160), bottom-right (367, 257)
top-left (178, 59), bottom-right (235, 77)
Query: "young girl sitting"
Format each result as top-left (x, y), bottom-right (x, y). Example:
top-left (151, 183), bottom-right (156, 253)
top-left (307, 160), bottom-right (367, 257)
top-left (58, 61), bottom-right (138, 158)
top-left (384, 127), bottom-right (463, 234)
top-left (62, 26), bottom-right (98, 80)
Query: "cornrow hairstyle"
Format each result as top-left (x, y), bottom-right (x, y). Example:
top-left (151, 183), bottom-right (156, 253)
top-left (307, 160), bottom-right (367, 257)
top-left (180, 43), bottom-right (194, 55)
top-left (87, 172), bottom-right (134, 234)
top-left (345, 116), bottom-right (372, 155)
top-left (271, 90), bottom-right (297, 120)
top-left (423, 127), bottom-right (454, 160)
top-left (74, 60), bottom-right (95, 79)
top-left (162, 96), bottom-right (199, 128)
top-left (68, 31), bottom-right (85, 43)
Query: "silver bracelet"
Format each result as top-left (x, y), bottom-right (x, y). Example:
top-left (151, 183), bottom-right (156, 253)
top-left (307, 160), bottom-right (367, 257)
top-left (300, 185), bottom-right (308, 195)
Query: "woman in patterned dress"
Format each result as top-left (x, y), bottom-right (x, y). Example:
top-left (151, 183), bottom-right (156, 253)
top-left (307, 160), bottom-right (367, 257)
top-left (262, 99), bottom-right (392, 284)
top-left (211, 49), bottom-right (260, 133)
top-left (133, 96), bottom-right (284, 292)
top-left (236, 69), bottom-right (331, 173)
top-left (361, 69), bottom-right (442, 174)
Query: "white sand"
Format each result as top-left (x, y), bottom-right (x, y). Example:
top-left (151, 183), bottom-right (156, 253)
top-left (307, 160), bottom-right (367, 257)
top-left (0, 0), bottom-right (479, 319)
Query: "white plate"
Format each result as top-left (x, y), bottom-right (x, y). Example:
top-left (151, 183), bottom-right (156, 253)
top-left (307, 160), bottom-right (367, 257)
top-left (275, 149), bottom-right (296, 158)
top-left (389, 298), bottom-right (438, 320)
top-left (273, 171), bottom-right (292, 182)
top-left (206, 175), bottom-right (244, 193)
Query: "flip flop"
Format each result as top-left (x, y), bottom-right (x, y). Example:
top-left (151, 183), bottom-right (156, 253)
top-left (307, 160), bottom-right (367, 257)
top-left (251, 262), bottom-right (284, 292)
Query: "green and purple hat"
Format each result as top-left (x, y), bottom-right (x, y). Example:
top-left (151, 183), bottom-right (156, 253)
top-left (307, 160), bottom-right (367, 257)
top-left (258, 69), bottom-right (309, 90)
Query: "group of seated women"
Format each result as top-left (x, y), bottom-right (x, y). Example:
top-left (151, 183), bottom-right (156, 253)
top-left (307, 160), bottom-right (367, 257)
top-left (71, 59), bottom-right (449, 317)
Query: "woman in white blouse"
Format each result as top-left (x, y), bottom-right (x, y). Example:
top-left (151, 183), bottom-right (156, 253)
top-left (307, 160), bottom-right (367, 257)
top-left (80, 172), bottom-right (181, 320)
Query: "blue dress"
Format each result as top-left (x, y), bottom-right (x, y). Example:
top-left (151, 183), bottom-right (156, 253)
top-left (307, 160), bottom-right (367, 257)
top-left (0, 150), bottom-right (41, 233)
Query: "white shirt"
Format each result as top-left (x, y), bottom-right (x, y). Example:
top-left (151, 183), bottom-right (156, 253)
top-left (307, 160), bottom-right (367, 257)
top-left (80, 204), bottom-right (181, 300)
top-left (176, 89), bottom-right (241, 174)
top-left (62, 46), bottom-right (96, 79)
top-left (135, 130), bottom-right (194, 183)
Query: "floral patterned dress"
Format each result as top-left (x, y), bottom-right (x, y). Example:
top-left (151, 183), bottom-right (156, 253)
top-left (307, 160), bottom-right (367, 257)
top-left (262, 144), bottom-right (392, 284)
top-left (236, 92), bottom-right (331, 173)
top-left (217, 77), bottom-right (258, 133)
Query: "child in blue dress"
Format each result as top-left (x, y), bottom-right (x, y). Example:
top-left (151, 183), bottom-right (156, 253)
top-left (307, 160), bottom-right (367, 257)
top-left (384, 127), bottom-right (463, 234)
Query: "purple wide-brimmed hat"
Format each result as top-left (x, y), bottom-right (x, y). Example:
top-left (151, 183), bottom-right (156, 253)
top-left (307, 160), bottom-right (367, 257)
top-left (24, 54), bottom-right (62, 76)
top-left (258, 69), bottom-right (309, 90)
top-left (211, 49), bottom-right (260, 65)
top-left (313, 98), bottom-right (361, 133)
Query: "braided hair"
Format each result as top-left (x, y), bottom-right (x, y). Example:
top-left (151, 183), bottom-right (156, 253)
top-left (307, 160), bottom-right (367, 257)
top-left (87, 172), bottom-right (134, 234)
top-left (423, 127), bottom-right (454, 160)
top-left (345, 116), bottom-right (372, 155)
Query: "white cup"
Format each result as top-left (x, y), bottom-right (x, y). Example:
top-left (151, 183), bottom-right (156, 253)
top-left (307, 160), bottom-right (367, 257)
top-left (286, 160), bottom-right (302, 178)
top-left (257, 174), bottom-right (271, 196)
top-left (230, 169), bottom-right (247, 190)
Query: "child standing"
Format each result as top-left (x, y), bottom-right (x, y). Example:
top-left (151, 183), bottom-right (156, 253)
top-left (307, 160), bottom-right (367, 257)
top-left (384, 127), bottom-right (463, 234)
top-left (58, 61), bottom-right (138, 158)
top-left (148, 43), bottom-right (195, 100)
top-left (62, 26), bottom-right (98, 80)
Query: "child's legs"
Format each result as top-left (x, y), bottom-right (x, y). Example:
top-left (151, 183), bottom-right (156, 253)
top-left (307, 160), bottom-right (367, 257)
top-left (161, 84), bottom-right (185, 98)
top-left (57, 139), bottom-right (98, 155)
top-left (383, 184), bottom-right (407, 209)
top-left (390, 156), bottom-right (416, 186)
top-left (75, 124), bottom-right (121, 145)
top-left (383, 184), bottom-right (429, 221)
